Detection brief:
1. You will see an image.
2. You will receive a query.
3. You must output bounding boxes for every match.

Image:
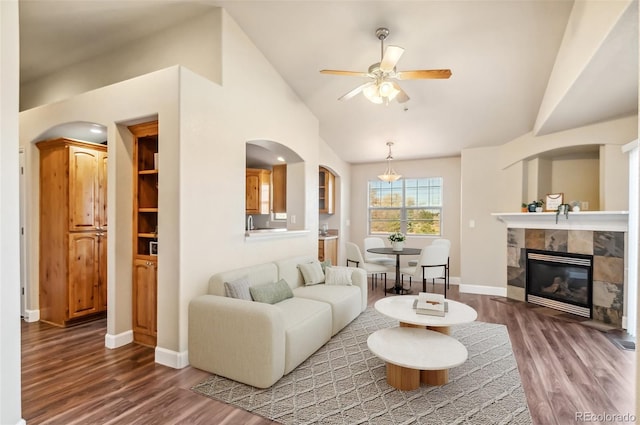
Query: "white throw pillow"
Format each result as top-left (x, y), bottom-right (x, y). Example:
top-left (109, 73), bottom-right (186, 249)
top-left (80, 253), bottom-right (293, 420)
top-left (224, 276), bottom-right (253, 300)
top-left (298, 260), bottom-right (325, 285)
top-left (325, 266), bottom-right (353, 286)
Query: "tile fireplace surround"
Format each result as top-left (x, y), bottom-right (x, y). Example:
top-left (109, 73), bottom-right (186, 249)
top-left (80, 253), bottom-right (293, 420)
top-left (493, 212), bottom-right (629, 328)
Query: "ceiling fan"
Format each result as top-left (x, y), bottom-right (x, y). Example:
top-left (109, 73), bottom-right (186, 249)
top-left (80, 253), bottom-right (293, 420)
top-left (320, 27), bottom-right (451, 105)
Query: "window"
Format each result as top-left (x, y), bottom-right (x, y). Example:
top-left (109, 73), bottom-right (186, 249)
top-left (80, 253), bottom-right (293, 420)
top-left (368, 178), bottom-right (442, 236)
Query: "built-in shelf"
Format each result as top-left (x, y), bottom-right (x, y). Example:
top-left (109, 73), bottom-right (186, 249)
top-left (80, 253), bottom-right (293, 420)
top-left (139, 208), bottom-right (158, 213)
top-left (139, 169), bottom-right (159, 175)
top-left (492, 211), bottom-right (629, 232)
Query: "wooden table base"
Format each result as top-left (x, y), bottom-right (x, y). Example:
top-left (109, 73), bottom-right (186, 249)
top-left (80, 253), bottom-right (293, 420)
top-left (386, 362), bottom-right (449, 390)
top-left (399, 321), bottom-right (450, 335)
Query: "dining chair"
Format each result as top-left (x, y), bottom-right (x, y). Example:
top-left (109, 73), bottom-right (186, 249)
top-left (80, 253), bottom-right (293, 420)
top-left (400, 243), bottom-right (450, 295)
top-left (363, 237), bottom-right (396, 267)
top-left (345, 242), bottom-right (390, 292)
top-left (408, 238), bottom-right (451, 289)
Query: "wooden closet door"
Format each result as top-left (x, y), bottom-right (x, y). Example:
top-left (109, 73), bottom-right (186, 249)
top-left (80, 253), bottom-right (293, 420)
top-left (98, 234), bottom-right (107, 311)
top-left (98, 152), bottom-right (108, 229)
top-left (68, 233), bottom-right (99, 318)
top-left (69, 146), bottom-right (100, 231)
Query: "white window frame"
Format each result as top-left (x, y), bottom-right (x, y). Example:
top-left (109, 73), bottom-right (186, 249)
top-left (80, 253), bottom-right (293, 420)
top-left (367, 177), bottom-right (443, 236)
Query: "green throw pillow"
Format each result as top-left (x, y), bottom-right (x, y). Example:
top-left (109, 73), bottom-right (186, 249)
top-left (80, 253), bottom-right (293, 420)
top-left (249, 279), bottom-right (294, 304)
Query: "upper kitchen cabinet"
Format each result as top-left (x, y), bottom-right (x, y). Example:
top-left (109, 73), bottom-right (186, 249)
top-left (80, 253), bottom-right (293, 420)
top-left (319, 166), bottom-right (335, 214)
top-left (272, 164), bottom-right (287, 214)
top-left (246, 168), bottom-right (271, 214)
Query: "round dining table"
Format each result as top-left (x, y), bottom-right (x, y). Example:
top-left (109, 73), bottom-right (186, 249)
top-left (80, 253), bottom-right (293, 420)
top-left (366, 247), bottom-right (421, 294)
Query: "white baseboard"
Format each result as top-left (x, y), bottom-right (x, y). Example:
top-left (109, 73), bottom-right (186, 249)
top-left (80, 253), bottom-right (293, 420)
top-left (155, 346), bottom-right (189, 369)
top-left (105, 330), bottom-right (133, 349)
top-left (22, 309), bottom-right (39, 322)
top-left (459, 284), bottom-right (507, 297)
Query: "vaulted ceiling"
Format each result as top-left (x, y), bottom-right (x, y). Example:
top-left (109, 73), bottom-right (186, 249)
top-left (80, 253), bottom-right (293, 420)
top-left (19, 0), bottom-right (638, 163)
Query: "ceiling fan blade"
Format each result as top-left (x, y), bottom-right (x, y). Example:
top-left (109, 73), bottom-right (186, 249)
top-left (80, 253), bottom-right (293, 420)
top-left (392, 82), bottom-right (410, 103)
top-left (320, 69), bottom-right (369, 77)
top-left (396, 69), bottom-right (452, 80)
top-left (338, 82), bottom-right (374, 101)
top-left (379, 45), bottom-right (404, 72)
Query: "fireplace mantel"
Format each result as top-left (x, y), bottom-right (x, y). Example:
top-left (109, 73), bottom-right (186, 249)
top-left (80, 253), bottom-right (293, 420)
top-left (492, 211), bottom-right (629, 232)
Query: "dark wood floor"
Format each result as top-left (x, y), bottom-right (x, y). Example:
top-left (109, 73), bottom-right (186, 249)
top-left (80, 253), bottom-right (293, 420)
top-left (22, 282), bottom-right (635, 424)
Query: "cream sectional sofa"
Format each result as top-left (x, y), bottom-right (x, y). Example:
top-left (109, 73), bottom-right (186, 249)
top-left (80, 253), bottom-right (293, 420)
top-left (188, 255), bottom-right (368, 388)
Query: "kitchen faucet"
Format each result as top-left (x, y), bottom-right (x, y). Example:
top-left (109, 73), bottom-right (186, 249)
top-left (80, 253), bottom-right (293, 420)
top-left (247, 215), bottom-right (254, 231)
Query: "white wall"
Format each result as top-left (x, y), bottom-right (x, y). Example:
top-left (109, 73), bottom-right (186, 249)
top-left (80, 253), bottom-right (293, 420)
top-left (20, 9), bottom-right (223, 110)
top-left (600, 143), bottom-right (630, 210)
top-left (20, 67), bottom-right (182, 354)
top-left (0, 1), bottom-right (25, 424)
top-left (535, 0), bottom-right (634, 134)
top-left (176, 8), bottom-right (324, 350)
top-left (461, 116), bottom-right (637, 292)
top-left (20, 8), bottom-right (332, 364)
top-left (461, 147), bottom-right (521, 294)
top-left (350, 156), bottom-right (461, 276)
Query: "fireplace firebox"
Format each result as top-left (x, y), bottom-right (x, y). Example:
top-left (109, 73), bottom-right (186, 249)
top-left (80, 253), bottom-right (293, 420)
top-left (526, 249), bottom-right (593, 318)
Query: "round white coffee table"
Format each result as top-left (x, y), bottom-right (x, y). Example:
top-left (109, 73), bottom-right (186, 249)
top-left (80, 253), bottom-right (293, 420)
top-left (367, 327), bottom-right (468, 390)
top-left (374, 295), bottom-right (477, 335)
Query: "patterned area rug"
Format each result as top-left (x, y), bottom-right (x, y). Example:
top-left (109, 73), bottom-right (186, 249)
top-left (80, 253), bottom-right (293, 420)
top-left (192, 307), bottom-right (532, 424)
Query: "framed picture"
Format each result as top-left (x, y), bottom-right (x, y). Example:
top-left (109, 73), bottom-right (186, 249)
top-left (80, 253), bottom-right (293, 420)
top-left (545, 193), bottom-right (564, 211)
top-left (150, 241), bottom-right (158, 256)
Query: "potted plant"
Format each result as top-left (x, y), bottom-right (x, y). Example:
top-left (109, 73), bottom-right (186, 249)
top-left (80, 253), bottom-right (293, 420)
top-left (527, 199), bottom-right (544, 213)
top-left (521, 203), bottom-right (528, 213)
top-left (388, 232), bottom-right (406, 251)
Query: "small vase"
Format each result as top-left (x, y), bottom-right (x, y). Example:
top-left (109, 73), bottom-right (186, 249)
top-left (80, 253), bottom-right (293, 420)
top-left (535, 207), bottom-right (543, 213)
top-left (392, 241), bottom-right (404, 251)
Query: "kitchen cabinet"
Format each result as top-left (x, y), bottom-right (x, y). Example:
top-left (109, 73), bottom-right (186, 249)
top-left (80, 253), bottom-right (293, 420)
top-left (37, 138), bottom-right (108, 326)
top-left (319, 167), bottom-right (335, 214)
top-left (130, 120), bottom-right (158, 346)
top-left (246, 168), bottom-right (271, 214)
top-left (272, 164), bottom-right (287, 214)
top-left (318, 237), bottom-right (338, 266)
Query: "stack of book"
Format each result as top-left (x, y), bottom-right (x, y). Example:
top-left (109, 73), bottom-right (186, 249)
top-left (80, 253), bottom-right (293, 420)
top-left (413, 292), bottom-right (448, 316)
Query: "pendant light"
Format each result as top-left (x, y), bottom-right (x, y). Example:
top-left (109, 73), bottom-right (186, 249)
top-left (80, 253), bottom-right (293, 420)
top-left (378, 141), bottom-right (402, 183)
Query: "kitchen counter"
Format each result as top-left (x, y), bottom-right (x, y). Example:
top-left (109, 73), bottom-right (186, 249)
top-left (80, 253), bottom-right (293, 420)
top-left (245, 229), bottom-right (310, 240)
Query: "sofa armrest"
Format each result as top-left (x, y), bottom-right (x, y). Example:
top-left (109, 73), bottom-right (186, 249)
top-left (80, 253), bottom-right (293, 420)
top-left (188, 295), bottom-right (285, 388)
top-left (349, 267), bottom-right (368, 311)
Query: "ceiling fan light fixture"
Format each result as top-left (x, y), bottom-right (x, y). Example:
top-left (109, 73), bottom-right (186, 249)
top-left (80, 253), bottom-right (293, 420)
top-left (378, 141), bottom-right (402, 183)
top-left (363, 84), bottom-right (384, 104)
top-left (363, 80), bottom-right (400, 105)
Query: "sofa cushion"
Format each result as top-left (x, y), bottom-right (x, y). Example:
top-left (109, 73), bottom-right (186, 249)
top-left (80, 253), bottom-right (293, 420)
top-left (293, 285), bottom-right (362, 336)
top-left (273, 297), bottom-right (332, 374)
top-left (324, 266), bottom-right (353, 286)
top-left (297, 260), bottom-right (325, 286)
top-left (250, 279), bottom-right (294, 304)
top-left (224, 276), bottom-right (253, 300)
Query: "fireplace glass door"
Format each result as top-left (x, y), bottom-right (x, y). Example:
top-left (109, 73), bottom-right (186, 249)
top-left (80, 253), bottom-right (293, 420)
top-left (526, 249), bottom-right (593, 318)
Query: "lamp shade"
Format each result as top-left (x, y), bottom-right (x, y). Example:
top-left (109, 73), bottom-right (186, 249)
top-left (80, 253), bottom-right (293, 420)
top-left (378, 142), bottom-right (401, 182)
